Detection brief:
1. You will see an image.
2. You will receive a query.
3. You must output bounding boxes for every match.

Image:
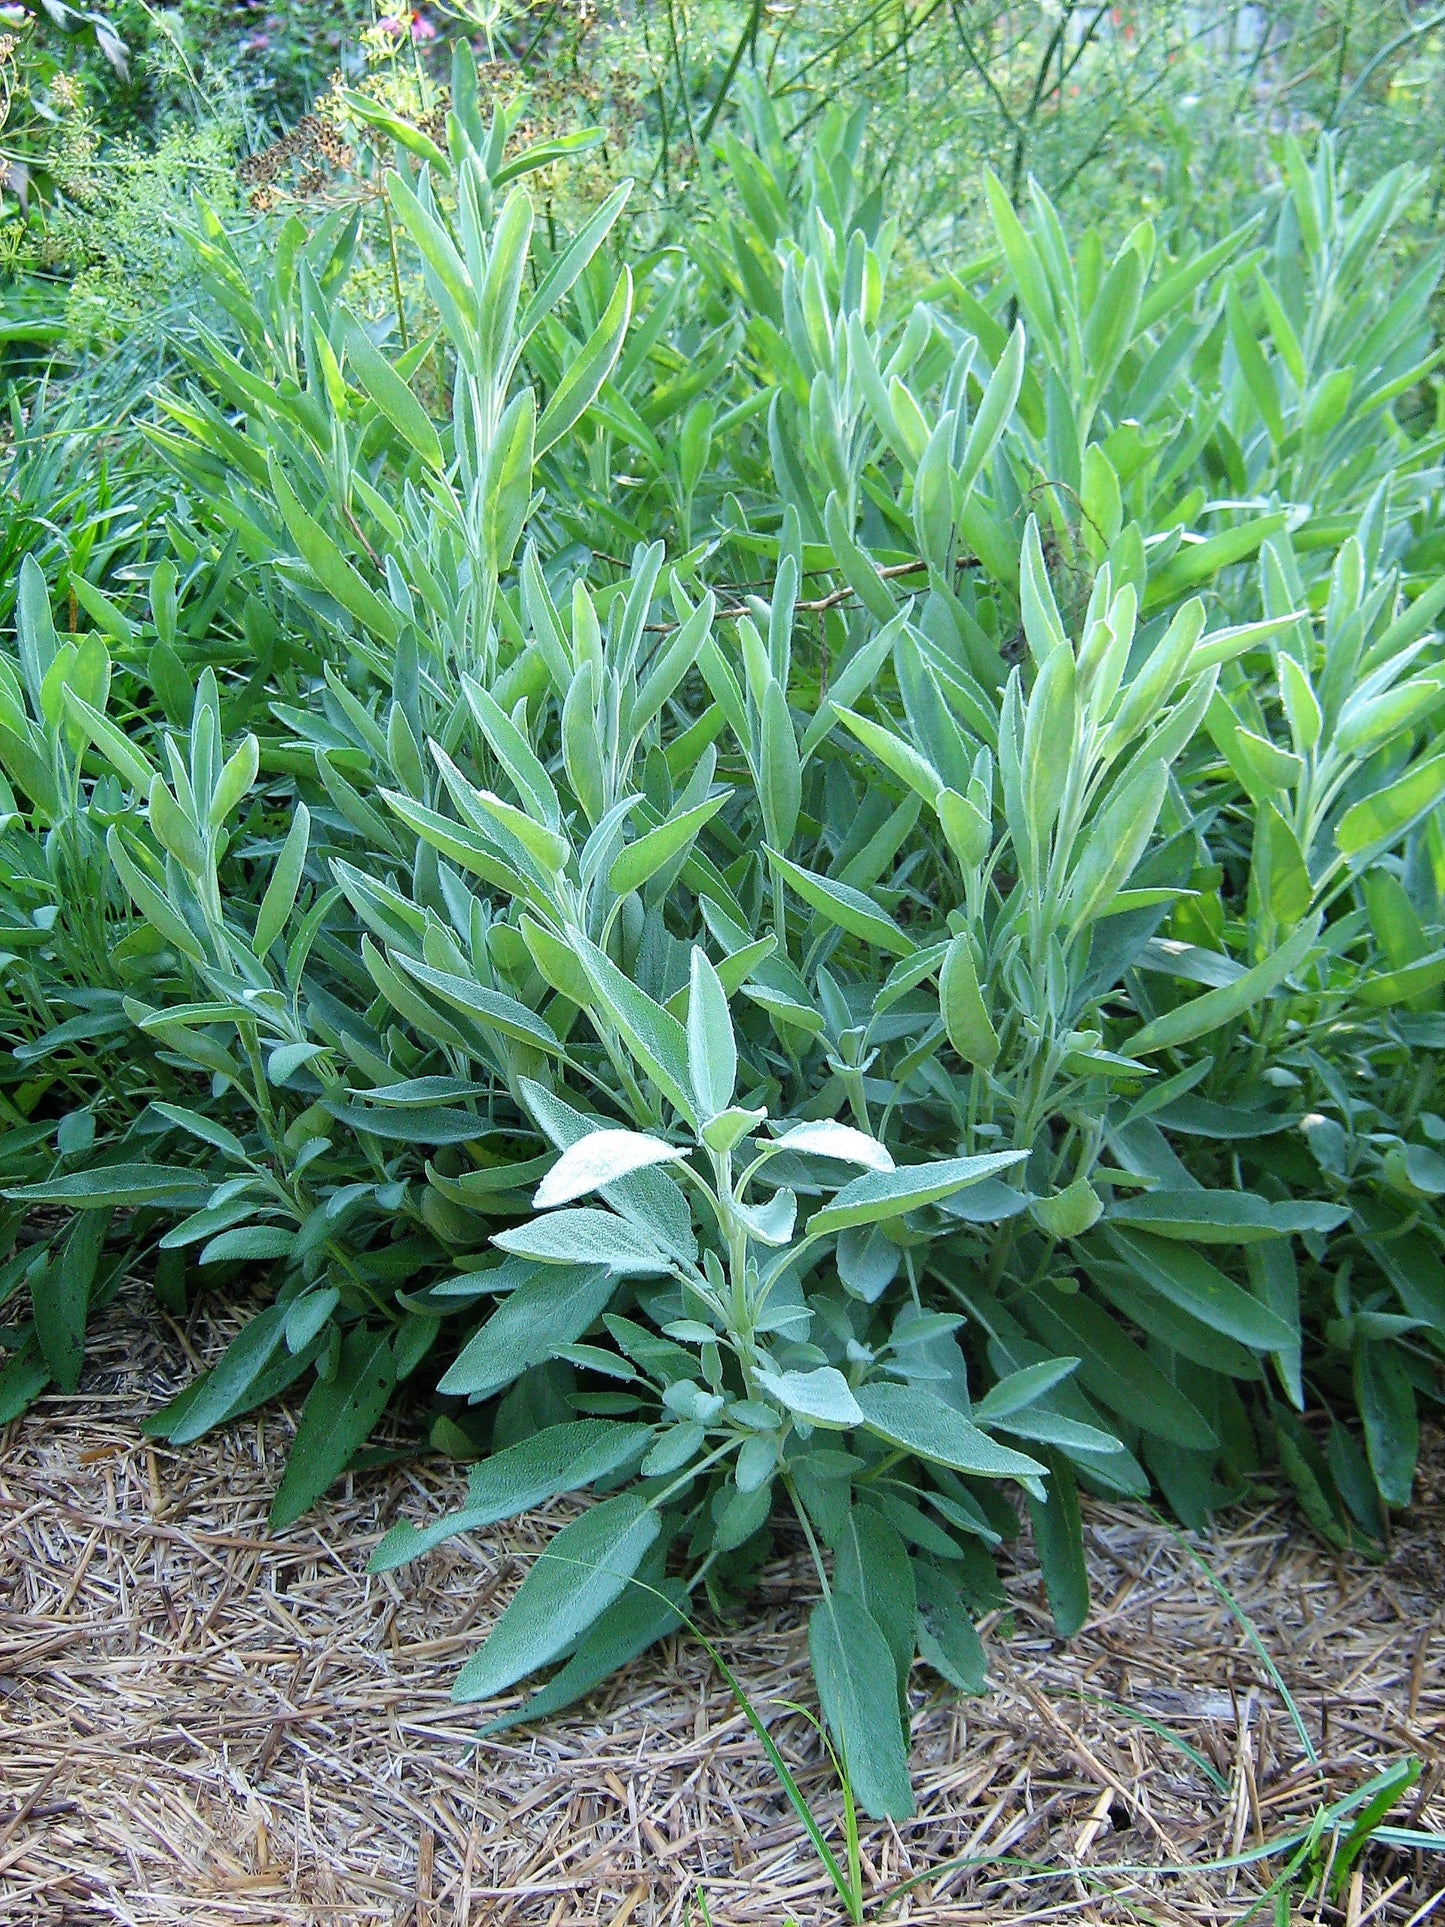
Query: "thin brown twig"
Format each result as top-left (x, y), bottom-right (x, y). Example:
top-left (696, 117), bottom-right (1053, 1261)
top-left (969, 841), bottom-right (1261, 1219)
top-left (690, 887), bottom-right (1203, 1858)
top-left (642, 554), bottom-right (977, 634)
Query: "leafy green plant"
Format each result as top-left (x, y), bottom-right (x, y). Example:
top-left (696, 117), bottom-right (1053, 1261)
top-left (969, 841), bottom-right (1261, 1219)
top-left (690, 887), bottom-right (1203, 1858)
top-left (1, 54), bottom-right (1442, 1822)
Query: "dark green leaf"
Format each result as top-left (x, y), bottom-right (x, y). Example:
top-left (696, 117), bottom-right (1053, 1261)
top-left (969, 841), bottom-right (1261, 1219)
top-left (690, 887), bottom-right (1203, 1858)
top-left (1027, 1449), bottom-right (1089, 1637)
top-left (1104, 1228), bottom-right (1298, 1351)
top-left (270, 1326), bottom-right (396, 1527)
top-left (913, 1556), bottom-right (988, 1693)
top-left (834, 1502), bottom-right (916, 1707)
top-left (809, 1591), bottom-right (915, 1820)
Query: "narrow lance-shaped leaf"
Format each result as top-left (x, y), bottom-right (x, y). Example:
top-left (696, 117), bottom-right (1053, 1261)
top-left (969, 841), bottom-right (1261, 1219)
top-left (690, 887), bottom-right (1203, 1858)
top-left (438, 1264), bottom-right (617, 1399)
top-left (576, 933), bottom-right (698, 1127)
top-left (609, 793), bottom-right (729, 898)
top-left (270, 1326), bottom-right (396, 1527)
top-left (370, 1421), bottom-right (652, 1572)
top-left (855, 1381), bottom-right (1048, 1493)
top-left (957, 321), bottom-right (1025, 501)
top-left (687, 946), bottom-right (736, 1120)
top-left (1028, 1449), bottom-right (1089, 1637)
top-left (1127, 916), bottom-right (1321, 1056)
top-left (807, 1151), bottom-right (1027, 1235)
top-left (494, 1208), bottom-right (673, 1276)
top-left (451, 1492), bottom-right (660, 1702)
top-left (533, 1130), bottom-right (686, 1209)
top-left (767, 848), bottom-right (916, 957)
top-left (535, 268), bottom-right (633, 456)
top-left (266, 454), bottom-right (401, 645)
top-left (343, 312), bottom-right (445, 469)
top-left (939, 934), bottom-right (1000, 1070)
top-left (253, 803), bottom-right (310, 957)
top-left (809, 1592), bottom-right (916, 1821)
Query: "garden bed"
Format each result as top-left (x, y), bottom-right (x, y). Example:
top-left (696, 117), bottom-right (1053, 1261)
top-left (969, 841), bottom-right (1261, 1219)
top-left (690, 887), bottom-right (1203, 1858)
top-left (1, 1283), bottom-right (1441, 1926)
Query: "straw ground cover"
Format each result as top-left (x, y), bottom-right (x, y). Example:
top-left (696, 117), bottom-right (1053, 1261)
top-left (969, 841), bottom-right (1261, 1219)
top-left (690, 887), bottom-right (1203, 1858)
top-left (1, 1277), bottom-right (1441, 1925)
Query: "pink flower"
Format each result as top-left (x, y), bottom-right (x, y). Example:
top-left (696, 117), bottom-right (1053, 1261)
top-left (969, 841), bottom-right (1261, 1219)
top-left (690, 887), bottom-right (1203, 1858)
top-left (410, 12), bottom-right (436, 41)
top-left (376, 14), bottom-right (406, 34)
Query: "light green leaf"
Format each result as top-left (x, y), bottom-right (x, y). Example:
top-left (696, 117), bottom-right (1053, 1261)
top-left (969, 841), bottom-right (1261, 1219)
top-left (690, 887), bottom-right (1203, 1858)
top-left (62, 687), bottom-right (157, 793)
top-left (576, 933), bottom-right (697, 1126)
top-left (2, 1164), bottom-right (211, 1209)
top-left (452, 1492), bottom-right (660, 1701)
top-left (1108, 1191), bottom-right (1347, 1243)
top-left (494, 1208), bottom-right (672, 1276)
top-left (855, 1381), bottom-right (1048, 1491)
top-left (200, 1225), bottom-right (296, 1264)
top-left (1126, 917), bottom-right (1320, 1055)
top-left (285, 1287), bottom-right (339, 1355)
top-left (370, 1420), bottom-right (652, 1572)
top-left (834, 707), bottom-right (942, 804)
top-left (266, 454), bottom-right (400, 644)
top-left (478, 1573), bottom-right (685, 1737)
top-left (16, 553), bottom-right (59, 713)
top-left (755, 1365), bottom-right (864, 1428)
top-left (438, 1264), bottom-right (615, 1399)
top-left (533, 1130), bottom-right (686, 1209)
top-left (460, 678), bottom-right (561, 828)
top-left (394, 956), bottom-right (564, 1055)
top-left (975, 1357), bottom-right (1080, 1421)
top-left (608, 793), bottom-right (728, 897)
top-left (1336, 752), bottom-right (1445, 862)
top-left (343, 311), bottom-right (445, 469)
top-left (768, 848), bottom-right (915, 957)
top-left (776, 1119), bottom-right (894, 1172)
top-left (687, 946), bottom-right (737, 1119)
top-left (1019, 517), bottom-right (1068, 665)
top-left (1142, 513), bottom-right (1287, 613)
top-left (105, 828), bottom-right (207, 964)
top-left (702, 1105), bottom-right (766, 1155)
top-left (1029, 1177), bottom-right (1103, 1239)
top-left (254, 804), bottom-right (310, 956)
top-left (1065, 760), bottom-right (1168, 933)
top-left (1021, 641), bottom-right (1076, 851)
top-left (939, 934), bottom-right (1000, 1070)
top-left (760, 677), bottom-right (801, 849)
top-left (151, 1103), bottom-right (248, 1164)
top-left (958, 321), bottom-right (1024, 500)
top-left (535, 268), bottom-right (633, 456)
top-left (516, 181), bottom-right (632, 355)
top-left (807, 1151), bottom-right (1026, 1235)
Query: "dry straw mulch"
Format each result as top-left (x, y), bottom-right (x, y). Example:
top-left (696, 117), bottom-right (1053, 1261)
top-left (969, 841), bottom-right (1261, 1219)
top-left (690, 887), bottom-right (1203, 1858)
top-left (1, 1283), bottom-right (1442, 1927)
